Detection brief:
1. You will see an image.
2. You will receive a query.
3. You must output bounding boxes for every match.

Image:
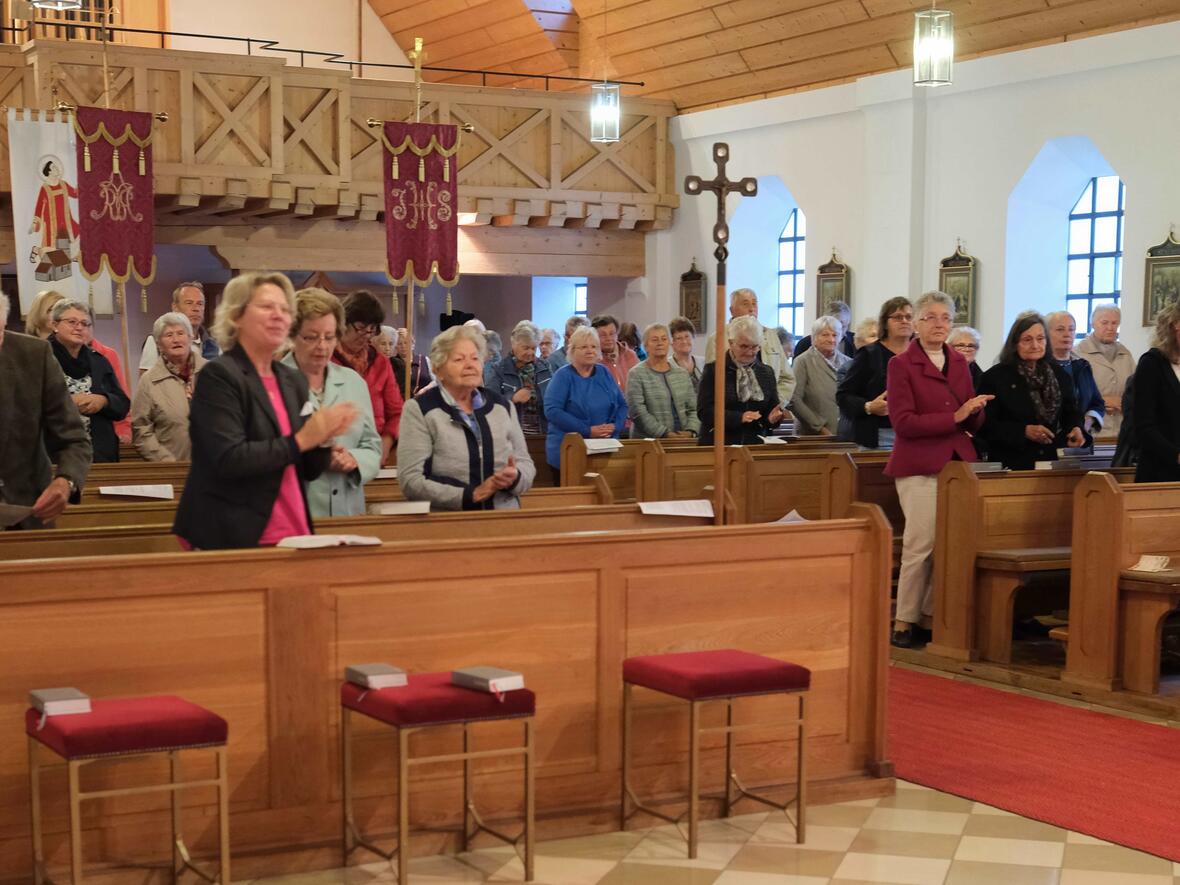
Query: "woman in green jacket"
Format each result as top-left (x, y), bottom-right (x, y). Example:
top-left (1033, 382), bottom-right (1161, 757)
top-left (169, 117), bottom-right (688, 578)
top-left (626, 323), bottom-right (700, 439)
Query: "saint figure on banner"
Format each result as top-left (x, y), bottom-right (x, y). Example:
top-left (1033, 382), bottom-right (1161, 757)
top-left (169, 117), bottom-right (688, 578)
top-left (29, 155), bottom-right (80, 272)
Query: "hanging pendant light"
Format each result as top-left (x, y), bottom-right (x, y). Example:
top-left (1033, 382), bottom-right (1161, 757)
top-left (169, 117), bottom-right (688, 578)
top-left (913, 3), bottom-right (954, 87)
top-left (31, 0), bottom-right (85, 10)
top-left (590, 82), bottom-right (621, 143)
top-left (590, 0), bottom-right (621, 143)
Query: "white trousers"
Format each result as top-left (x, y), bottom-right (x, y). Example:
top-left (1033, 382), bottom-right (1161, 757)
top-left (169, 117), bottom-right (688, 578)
top-left (895, 474), bottom-right (938, 625)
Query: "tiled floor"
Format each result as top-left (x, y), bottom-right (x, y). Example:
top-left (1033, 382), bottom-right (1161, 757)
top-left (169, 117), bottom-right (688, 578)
top-left (244, 780), bottom-right (1180, 884)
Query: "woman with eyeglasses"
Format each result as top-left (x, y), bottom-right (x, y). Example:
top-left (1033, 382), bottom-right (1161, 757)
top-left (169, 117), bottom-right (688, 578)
top-left (332, 290), bottom-right (404, 464)
top-left (836, 297), bottom-right (913, 448)
top-left (282, 288), bottom-right (381, 517)
top-left (698, 316), bottom-right (782, 446)
top-left (948, 326), bottom-right (983, 389)
top-left (978, 312), bottom-right (1086, 470)
top-left (47, 299), bottom-right (130, 463)
top-left (885, 292), bottom-right (993, 648)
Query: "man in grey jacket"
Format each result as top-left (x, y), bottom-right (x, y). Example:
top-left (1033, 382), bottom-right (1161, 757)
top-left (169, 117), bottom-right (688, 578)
top-left (0, 291), bottom-right (92, 528)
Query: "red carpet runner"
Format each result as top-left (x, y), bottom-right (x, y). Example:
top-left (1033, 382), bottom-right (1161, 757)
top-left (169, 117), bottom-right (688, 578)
top-left (889, 666), bottom-right (1180, 861)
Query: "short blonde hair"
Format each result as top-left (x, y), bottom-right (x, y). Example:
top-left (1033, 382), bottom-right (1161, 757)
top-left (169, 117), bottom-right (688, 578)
top-left (642, 322), bottom-right (669, 345)
top-left (25, 289), bottom-right (66, 338)
top-left (428, 324), bottom-right (487, 372)
top-left (1151, 302), bottom-right (1180, 363)
top-left (291, 287), bottom-right (344, 338)
top-left (211, 272), bottom-right (296, 351)
top-left (566, 324), bottom-right (600, 354)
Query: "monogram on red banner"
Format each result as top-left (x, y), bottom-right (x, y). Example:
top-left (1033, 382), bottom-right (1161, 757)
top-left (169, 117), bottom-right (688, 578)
top-left (381, 121), bottom-right (460, 288)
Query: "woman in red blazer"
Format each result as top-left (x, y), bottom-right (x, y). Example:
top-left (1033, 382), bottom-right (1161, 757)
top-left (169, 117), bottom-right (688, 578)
top-left (885, 292), bottom-right (993, 648)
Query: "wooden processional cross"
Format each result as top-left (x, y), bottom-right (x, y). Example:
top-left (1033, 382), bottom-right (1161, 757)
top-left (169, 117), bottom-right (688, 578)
top-left (684, 143), bottom-right (758, 525)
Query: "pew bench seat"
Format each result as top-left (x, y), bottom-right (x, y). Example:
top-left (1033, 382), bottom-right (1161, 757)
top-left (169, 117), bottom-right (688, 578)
top-left (972, 547), bottom-right (1071, 665)
top-left (1118, 570), bottom-right (1180, 695)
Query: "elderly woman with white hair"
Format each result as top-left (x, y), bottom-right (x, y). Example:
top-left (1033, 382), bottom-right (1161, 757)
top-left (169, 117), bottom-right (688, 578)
top-left (948, 325), bottom-right (983, 388)
top-left (485, 319), bottom-right (552, 434)
top-left (1076, 304), bottom-right (1136, 435)
top-left (398, 325), bottom-right (535, 509)
top-left (130, 312), bottom-right (207, 461)
top-left (789, 315), bottom-right (852, 435)
top-left (698, 315), bottom-right (781, 446)
top-left (1045, 310), bottom-right (1105, 434)
top-left (626, 322), bottom-right (700, 439)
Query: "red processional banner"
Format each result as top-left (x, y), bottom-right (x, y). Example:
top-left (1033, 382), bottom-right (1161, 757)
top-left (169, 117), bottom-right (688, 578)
top-left (381, 121), bottom-right (459, 288)
top-left (74, 106), bottom-right (156, 286)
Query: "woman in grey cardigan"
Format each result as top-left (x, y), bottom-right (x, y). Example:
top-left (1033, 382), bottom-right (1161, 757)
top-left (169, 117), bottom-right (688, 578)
top-left (626, 323), bottom-right (700, 438)
top-left (399, 325), bottom-right (536, 510)
top-left (790, 315), bottom-right (852, 435)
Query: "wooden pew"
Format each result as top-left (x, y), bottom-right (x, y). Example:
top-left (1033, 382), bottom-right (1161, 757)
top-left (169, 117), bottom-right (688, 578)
top-left (0, 508), bottom-right (894, 880)
top-left (1065, 474), bottom-right (1180, 693)
top-left (929, 462), bottom-right (1133, 664)
top-left (0, 503), bottom-right (708, 561)
top-left (56, 483), bottom-right (613, 529)
top-left (725, 444), bottom-right (858, 523)
top-left (558, 435), bottom-right (673, 499)
top-left (819, 451), bottom-right (901, 531)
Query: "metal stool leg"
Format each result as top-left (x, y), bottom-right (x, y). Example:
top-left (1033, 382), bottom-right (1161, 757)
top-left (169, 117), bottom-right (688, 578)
top-left (723, 699), bottom-right (734, 818)
top-left (29, 738), bottom-right (45, 885)
top-left (170, 751), bottom-right (182, 884)
top-left (619, 683), bottom-right (631, 831)
top-left (341, 708), bottom-right (354, 863)
top-left (217, 746), bottom-right (231, 884)
top-left (687, 701), bottom-right (700, 860)
top-left (524, 719), bottom-right (535, 882)
top-left (461, 724), bottom-right (471, 853)
top-left (68, 760), bottom-right (83, 885)
top-left (397, 728), bottom-right (410, 884)
top-left (796, 694), bottom-right (806, 843)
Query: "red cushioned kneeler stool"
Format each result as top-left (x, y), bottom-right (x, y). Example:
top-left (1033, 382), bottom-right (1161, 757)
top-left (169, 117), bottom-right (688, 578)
top-left (26, 695), bottom-right (230, 885)
top-left (621, 649), bottom-right (810, 858)
top-left (340, 672), bottom-right (536, 883)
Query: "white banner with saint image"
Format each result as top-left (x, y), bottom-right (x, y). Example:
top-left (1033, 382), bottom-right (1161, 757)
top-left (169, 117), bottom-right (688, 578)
top-left (7, 108), bottom-right (113, 316)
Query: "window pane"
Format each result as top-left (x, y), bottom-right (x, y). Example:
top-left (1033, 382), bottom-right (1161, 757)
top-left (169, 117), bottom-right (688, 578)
top-left (1093, 216), bottom-right (1118, 253)
top-left (1069, 219), bottom-right (1092, 254)
top-left (1095, 176), bottom-right (1120, 213)
top-left (1068, 259), bottom-right (1091, 295)
top-left (779, 241), bottom-right (795, 271)
top-left (793, 307), bottom-right (805, 336)
top-left (778, 307), bottom-right (791, 329)
top-left (1073, 181), bottom-right (1093, 214)
top-left (1118, 217), bottom-right (1124, 252)
top-left (781, 212), bottom-right (796, 238)
top-left (794, 273), bottom-right (806, 300)
top-left (779, 274), bottom-right (793, 302)
top-left (1092, 256), bottom-right (1116, 293)
top-left (796, 241), bottom-right (806, 272)
top-left (796, 211), bottom-right (806, 237)
top-left (1114, 256), bottom-right (1123, 290)
top-left (1067, 301), bottom-right (1088, 334)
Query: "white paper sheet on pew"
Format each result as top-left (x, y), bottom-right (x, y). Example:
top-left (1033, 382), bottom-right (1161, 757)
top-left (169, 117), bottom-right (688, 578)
top-left (775, 509), bottom-right (808, 524)
top-left (368, 500), bottom-right (431, 515)
top-left (277, 534), bottom-right (383, 549)
top-left (0, 503), bottom-right (34, 528)
top-left (637, 499), bottom-right (714, 518)
top-left (583, 438), bottom-right (624, 453)
top-left (376, 468), bottom-right (397, 479)
top-left (758, 435), bottom-right (788, 445)
top-left (98, 484), bottom-right (174, 500)
top-left (1130, 555), bottom-right (1171, 572)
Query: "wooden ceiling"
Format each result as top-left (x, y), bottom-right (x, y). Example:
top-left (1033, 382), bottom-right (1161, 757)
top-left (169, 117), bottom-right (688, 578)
top-left (369, 0), bottom-right (1180, 112)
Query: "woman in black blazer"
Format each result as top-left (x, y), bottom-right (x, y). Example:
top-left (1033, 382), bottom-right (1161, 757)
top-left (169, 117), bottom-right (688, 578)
top-left (1132, 304), bottom-right (1180, 483)
top-left (698, 316), bottom-right (782, 446)
top-left (837, 296), bottom-right (913, 447)
top-left (173, 273), bottom-right (358, 549)
top-left (978, 312), bottom-right (1086, 470)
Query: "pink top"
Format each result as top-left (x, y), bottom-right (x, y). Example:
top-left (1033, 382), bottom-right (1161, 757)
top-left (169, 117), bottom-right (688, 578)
top-left (258, 375), bottom-right (310, 545)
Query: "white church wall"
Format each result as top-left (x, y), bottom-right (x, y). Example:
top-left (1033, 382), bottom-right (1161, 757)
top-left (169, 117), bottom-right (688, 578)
top-left (648, 20), bottom-right (1180, 367)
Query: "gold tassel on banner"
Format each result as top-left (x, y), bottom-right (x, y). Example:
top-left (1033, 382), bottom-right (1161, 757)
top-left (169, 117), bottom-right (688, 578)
top-left (418, 156), bottom-right (425, 182)
top-left (138, 148), bottom-right (145, 176)
top-left (445, 292), bottom-right (452, 315)
top-left (443, 158), bottom-right (450, 183)
top-left (87, 282), bottom-right (94, 310)
top-left (141, 286), bottom-right (148, 313)
top-left (391, 289), bottom-right (399, 314)
top-left (417, 289), bottom-right (426, 317)
top-left (116, 282), bottom-right (125, 313)
top-left (392, 155), bottom-right (398, 179)
top-left (83, 144), bottom-right (91, 172)
top-left (112, 148), bottom-right (120, 175)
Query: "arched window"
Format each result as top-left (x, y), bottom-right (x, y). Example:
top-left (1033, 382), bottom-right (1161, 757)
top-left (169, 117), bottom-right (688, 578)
top-left (777, 208), bottom-right (806, 335)
top-left (1067, 175), bottom-right (1124, 335)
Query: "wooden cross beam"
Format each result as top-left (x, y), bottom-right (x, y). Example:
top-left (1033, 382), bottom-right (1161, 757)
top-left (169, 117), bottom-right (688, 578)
top-left (684, 142), bottom-right (758, 525)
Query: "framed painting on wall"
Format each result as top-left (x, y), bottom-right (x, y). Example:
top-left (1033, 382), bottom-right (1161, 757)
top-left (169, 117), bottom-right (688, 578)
top-left (680, 260), bottom-right (706, 334)
top-left (817, 251), bottom-right (850, 317)
top-left (938, 243), bottom-right (976, 326)
top-left (1143, 232), bottom-right (1180, 326)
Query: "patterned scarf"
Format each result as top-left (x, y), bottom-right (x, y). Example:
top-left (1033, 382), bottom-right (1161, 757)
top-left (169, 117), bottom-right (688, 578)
top-left (734, 357), bottom-right (761, 403)
top-left (1018, 360), bottom-right (1061, 428)
top-left (335, 339), bottom-right (372, 377)
top-left (163, 353), bottom-right (196, 401)
top-left (515, 359), bottom-right (541, 434)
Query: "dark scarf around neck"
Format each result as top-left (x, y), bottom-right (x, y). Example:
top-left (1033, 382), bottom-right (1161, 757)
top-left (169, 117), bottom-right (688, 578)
top-left (1018, 359), bottom-right (1061, 428)
top-left (49, 333), bottom-right (94, 379)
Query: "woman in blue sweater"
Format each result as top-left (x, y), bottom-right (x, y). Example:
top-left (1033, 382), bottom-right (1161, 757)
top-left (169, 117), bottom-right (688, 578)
top-left (543, 325), bottom-right (628, 483)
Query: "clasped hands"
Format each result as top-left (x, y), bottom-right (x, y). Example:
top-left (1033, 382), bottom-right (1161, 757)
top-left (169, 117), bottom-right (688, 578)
top-left (1025, 423), bottom-right (1085, 448)
top-left (740, 405), bottom-right (784, 424)
top-left (71, 392), bottom-right (107, 416)
top-left (295, 402), bottom-right (359, 452)
top-left (472, 456), bottom-right (519, 502)
top-left (953, 394), bottom-right (993, 424)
